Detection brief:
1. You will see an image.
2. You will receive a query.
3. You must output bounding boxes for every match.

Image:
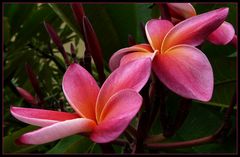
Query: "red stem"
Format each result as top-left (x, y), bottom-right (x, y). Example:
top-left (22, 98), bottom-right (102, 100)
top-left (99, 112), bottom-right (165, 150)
top-left (146, 135), bottom-right (215, 149)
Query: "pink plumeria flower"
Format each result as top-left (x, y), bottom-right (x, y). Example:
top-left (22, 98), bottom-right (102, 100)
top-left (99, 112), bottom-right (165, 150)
top-left (109, 8), bottom-right (229, 102)
top-left (165, 3), bottom-right (235, 45)
top-left (11, 58), bottom-right (151, 144)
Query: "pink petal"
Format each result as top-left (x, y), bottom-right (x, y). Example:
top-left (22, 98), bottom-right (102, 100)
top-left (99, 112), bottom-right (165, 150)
top-left (145, 19), bottom-right (173, 51)
top-left (120, 51), bottom-right (155, 66)
top-left (207, 21), bottom-right (235, 45)
top-left (96, 58), bottom-right (151, 121)
top-left (109, 44), bottom-right (153, 71)
top-left (161, 8), bottom-right (229, 52)
top-left (10, 106), bottom-right (79, 127)
top-left (152, 45), bottom-right (213, 101)
top-left (166, 3), bottom-right (196, 20)
top-left (91, 89), bottom-right (142, 143)
top-left (62, 63), bottom-right (100, 120)
top-left (16, 87), bottom-right (37, 105)
top-left (18, 118), bottom-right (96, 145)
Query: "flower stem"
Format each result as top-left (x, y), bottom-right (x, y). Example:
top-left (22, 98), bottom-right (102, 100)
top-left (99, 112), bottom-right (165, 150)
top-left (146, 135), bottom-right (216, 149)
top-left (148, 74), bottom-right (166, 130)
top-left (171, 98), bottom-right (192, 136)
top-left (27, 42), bottom-right (66, 73)
top-left (133, 79), bottom-right (152, 153)
top-left (70, 43), bottom-right (78, 63)
top-left (146, 91), bottom-right (236, 149)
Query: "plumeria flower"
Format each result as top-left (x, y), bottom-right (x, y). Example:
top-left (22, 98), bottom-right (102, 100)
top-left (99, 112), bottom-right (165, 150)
top-left (109, 8), bottom-right (229, 102)
top-left (11, 58), bottom-right (151, 144)
top-left (165, 3), bottom-right (235, 45)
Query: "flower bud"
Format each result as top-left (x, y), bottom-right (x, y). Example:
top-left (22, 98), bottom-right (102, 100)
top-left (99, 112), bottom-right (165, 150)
top-left (16, 87), bottom-right (37, 105)
top-left (44, 21), bottom-right (70, 65)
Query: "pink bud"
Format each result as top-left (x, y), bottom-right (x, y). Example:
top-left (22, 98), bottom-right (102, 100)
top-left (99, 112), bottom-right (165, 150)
top-left (25, 63), bottom-right (43, 101)
top-left (82, 16), bottom-right (105, 84)
top-left (71, 3), bottom-right (85, 31)
top-left (44, 21), bottom-right (70, 65)
top-left (16, 87), bottom-right (37, 105)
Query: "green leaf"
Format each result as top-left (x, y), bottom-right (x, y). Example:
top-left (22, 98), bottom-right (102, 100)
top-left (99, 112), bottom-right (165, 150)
top-left (207, 57), bottom-right (236, 107)
top-left (228, 51), bottom-right (237, 58)
top-left (166, 102), bottom-right (235, 153)
top-left (135, 3), bottom-right (152, 42)
top-left (84, 3), bottom-right (153, 61)
top-left (47, 135), bottom-right (92, 154)
top-left (49, 4), bottom-right (83, 39)
top-left (102, 4), bottom-right (137, 47)
top-left (84, 4), bottom-right (121, 60)
top-left (4, 125), bottom-right (39, 153)
top-left (6, 4), bottom-right (37, 36)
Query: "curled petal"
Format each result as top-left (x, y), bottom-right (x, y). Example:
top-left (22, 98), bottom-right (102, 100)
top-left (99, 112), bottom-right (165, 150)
top-left (91, 89), bottom-right (142, 143)
top-left (153, 45), bottom-right (213, 101)
top-left (145, 19), bottom-right (173, 51)
top-left (63, 63), bottom-right (100, 120)
top-left (166, 3), bottom-right (196, 20)
top-left (17, 118), bottom-right (96, 145)
top-left (120, 51), bottom-right (155, 66)
top-left (96, 58), bottom-right (151, 121)
top-left (207, 21), bottom-right (235, 45)
top-left (162, 8), bottom-right (229, 52)
top-left (109, 44), bottom-right (153, 71)
top-left (10, 106), bottom-right (79, 127)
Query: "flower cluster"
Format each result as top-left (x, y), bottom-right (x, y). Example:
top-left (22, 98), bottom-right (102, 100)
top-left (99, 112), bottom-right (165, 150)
top-left (10, 3), bottom-right (236, 146)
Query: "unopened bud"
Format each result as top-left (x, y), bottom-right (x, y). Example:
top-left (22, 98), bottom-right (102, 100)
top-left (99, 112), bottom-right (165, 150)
top-left (16, 87), bottom-right (37, 105)
top-left (83, 16), bottom-right (105, 84)
top-left (44, 21), bottom-right (70, 65)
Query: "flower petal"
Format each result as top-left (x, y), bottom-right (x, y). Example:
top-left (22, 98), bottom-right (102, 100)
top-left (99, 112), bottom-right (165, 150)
top-left (109, 44), bottom-right (153, 71)
top-left (96, 58), bottom-right (151, 121)
top-left (100, 89), bottom-right (142, 122)
top-left (145, 19), bottom-right (174, 51)
top-left (153, 45), bottom-right (213, 101)
top-left (207, 21), bottom-right (235, 45)
top-left (161, 8), bottom-right (229, 52)
top-left (62, 63), bottom-right (100, 120)
top-left (10, 106), bottom-right (79, 127)
top-left (166, 3), bottom-right (196, 20)
top-left (120, 51), bottom-right (155, 66)
top-left (17, 118), bottom-right (96, 145)
top-left (91, 89), bottom-right (142, 143)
